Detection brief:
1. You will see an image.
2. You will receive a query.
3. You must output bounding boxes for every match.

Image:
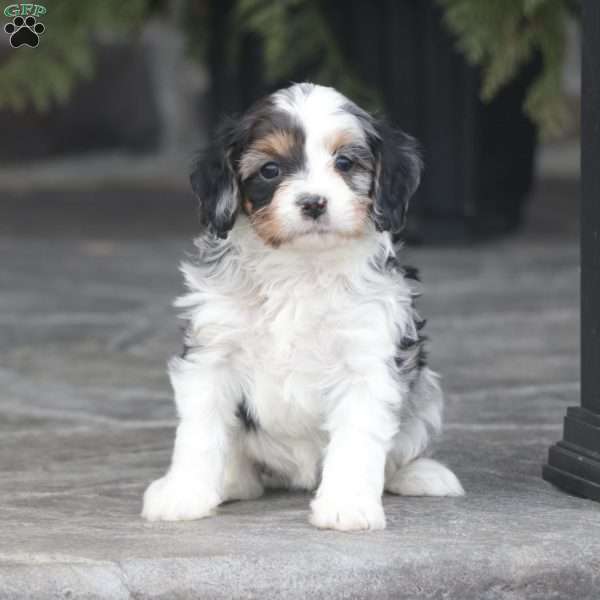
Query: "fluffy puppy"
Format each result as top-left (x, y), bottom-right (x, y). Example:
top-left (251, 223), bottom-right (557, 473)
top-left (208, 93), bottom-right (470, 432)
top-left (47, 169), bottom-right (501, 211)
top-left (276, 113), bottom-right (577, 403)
top-left (142, 83), bottom-right (463, 531)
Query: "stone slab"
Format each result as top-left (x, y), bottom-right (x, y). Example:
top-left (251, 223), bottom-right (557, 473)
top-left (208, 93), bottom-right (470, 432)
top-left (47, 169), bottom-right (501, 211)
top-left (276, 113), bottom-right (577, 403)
top-left (1, 183), bottom-right (599, 599)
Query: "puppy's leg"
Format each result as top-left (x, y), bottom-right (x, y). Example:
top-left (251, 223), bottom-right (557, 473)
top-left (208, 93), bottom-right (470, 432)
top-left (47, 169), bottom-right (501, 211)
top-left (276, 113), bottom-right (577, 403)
top-left (142, 356), bottom-right (239, 521)
top-left (385, 368), bottom-right (463, 497)
top-left (222, 434), bottom-right (264, 502)
top-left (310, 369), bottom-right (401, 532)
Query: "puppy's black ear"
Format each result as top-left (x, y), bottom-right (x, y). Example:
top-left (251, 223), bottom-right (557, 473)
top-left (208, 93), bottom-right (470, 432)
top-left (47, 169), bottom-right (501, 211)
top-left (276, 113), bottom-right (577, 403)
top-left (190, 120), bottom-right (242, 239)
top-left (371, 123), bottom-right (423, 234)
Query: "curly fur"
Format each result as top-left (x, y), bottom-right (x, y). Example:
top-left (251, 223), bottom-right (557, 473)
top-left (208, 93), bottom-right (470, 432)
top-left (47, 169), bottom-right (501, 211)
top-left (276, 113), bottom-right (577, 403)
top-left (142, 83), bottom-right (463, 531)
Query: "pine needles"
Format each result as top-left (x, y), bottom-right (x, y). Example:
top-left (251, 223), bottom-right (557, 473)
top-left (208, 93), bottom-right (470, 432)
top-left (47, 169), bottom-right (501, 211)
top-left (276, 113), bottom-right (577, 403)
top-left (0, 0), bottom-right (576, 136)
top-left (437, 0), bottom-right (576, 136)
top-left (233, 0), bottom-right (380, 110)
top-left (0, 0), bottom-right (148, 112)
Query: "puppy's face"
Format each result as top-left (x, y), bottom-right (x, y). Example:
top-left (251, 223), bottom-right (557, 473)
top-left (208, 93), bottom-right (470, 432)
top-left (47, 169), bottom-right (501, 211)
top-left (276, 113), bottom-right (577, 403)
top-left (192, 83), bottom-right (422, 247)
top-left (236, 89), bottom-right (377, 246)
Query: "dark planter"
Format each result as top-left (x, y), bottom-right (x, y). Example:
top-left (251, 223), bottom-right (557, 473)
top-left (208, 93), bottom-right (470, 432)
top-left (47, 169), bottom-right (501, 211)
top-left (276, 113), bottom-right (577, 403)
top-left (205, 0), bottom-right (538, 243)
top-left (0, 42), bottom-right (161, 163)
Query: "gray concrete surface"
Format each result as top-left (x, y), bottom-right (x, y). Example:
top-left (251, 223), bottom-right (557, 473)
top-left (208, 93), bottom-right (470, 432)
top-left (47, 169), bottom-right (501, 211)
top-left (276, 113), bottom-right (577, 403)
top-left (1, 181), bottom-right (599, 599)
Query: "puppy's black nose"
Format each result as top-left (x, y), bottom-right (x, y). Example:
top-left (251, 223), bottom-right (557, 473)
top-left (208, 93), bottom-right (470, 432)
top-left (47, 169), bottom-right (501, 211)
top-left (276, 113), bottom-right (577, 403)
top-left (297, 194), bottom-right (327, 220)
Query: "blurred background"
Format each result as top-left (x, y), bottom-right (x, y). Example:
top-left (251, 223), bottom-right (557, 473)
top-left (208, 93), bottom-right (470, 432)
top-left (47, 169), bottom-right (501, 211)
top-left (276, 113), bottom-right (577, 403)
top-left (0, 0), bottom-right (581, 242)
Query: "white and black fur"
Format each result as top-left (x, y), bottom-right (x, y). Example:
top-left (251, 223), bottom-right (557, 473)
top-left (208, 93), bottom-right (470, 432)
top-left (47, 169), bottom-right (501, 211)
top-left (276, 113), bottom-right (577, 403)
top-left (142, 83), bottom-right (463, 531)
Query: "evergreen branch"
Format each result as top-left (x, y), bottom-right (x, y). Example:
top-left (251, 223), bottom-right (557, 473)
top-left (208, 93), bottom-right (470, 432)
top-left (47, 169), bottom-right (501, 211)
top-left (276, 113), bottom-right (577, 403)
top-left (233, 0), bottom-right (379, 110)
top-left (0, 0), bottom-right (149, 112)
top-left (437, 0), bottom-right (573, 135)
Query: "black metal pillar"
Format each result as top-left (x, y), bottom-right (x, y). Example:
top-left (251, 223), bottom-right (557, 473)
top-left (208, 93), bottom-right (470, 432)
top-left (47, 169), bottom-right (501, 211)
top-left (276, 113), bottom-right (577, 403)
top-left (543, 0), bottom-right (600, 501)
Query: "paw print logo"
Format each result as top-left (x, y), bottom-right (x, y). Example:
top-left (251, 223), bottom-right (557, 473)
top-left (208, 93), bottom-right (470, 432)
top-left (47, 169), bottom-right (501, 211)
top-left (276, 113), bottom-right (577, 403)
top-left (4, 15), bottom-right (45, 48)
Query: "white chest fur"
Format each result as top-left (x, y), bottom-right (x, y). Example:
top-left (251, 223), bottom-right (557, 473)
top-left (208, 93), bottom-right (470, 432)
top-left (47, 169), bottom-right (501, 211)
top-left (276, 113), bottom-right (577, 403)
top-left (178, 229), bottom-right (414, 440)
top-left (243, 275), bottom-right (370, 435)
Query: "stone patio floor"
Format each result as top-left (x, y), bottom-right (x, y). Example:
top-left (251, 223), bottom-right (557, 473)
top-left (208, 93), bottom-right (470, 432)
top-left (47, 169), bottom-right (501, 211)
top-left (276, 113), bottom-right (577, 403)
top-left (1, 180), bottom-right (599, 599)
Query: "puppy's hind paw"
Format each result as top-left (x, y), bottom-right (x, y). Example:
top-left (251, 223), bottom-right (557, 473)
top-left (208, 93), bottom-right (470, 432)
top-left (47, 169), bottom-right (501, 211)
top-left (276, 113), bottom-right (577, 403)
top-left (385, 457), bottom-right (464, 497)
top-left (141, 474), bottom-right (220, 521)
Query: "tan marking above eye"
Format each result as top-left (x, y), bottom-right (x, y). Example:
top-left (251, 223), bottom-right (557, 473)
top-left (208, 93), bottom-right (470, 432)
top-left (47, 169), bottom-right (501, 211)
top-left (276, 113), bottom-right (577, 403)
top-left (239, 131), bottom-right (299, 179)
top-left (325, 129), bottom-right (358, 154)
top-left (251, 131), bottom-right (298, 157)
top-left (239, 150), bottom-right (266, 180)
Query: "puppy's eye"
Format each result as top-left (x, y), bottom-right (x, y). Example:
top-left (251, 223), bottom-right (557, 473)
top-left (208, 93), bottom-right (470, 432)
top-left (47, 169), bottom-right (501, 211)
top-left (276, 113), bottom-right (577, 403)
top-left (260, 162), bottom-right (280, 180)
top-left (334, 155), bottom-right (354, 172)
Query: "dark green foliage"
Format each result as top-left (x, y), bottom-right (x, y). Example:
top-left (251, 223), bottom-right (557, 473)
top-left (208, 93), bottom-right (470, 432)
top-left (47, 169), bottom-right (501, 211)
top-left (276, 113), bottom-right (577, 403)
top-left (437, 0), bottom-right (577, 135)
top-left (229, 0), bottom-right (577, 134)
top-left (0, 0), bottom-right (575, 136)
top-left (0, 0), bottom-right (149, 111)
top-left (232, 0), bottom-right (380, 110)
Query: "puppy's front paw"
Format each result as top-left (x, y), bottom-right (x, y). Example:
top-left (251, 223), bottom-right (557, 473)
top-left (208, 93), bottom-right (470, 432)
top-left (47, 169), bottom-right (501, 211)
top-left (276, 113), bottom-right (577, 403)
top-left (309, 494), bottom-right (386, 531)
top-left (141, 474), bottom-right (220, 521)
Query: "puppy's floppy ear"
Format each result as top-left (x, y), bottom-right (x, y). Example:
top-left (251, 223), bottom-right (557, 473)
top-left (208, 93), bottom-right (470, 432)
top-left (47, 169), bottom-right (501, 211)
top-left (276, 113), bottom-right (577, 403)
top-left (371, 122), bottom-right (423, 234)
top-left (190, 120), bottom-right (242, 239)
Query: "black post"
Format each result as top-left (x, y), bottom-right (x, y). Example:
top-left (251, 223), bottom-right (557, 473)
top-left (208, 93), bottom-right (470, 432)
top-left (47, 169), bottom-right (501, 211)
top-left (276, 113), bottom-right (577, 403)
top-left (543, 0), bottom-right (600, 501)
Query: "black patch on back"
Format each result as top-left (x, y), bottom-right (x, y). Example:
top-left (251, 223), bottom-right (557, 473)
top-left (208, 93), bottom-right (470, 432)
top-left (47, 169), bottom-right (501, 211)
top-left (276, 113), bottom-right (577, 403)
top-left (236, 397), bottom-right (258, 432)
top-left (417, 343), bottom-right (428, 369)
top-left (377, 253), bottom-right (430, 377)
top-left (401, 265), bottom-right (421, 282)
top-left (394, 331), bottom-right (429, 376)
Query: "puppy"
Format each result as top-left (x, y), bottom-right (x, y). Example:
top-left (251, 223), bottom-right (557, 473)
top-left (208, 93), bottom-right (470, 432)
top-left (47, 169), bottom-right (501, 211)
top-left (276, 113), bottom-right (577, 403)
top-left (142, 83), bottom-right (463, 531)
